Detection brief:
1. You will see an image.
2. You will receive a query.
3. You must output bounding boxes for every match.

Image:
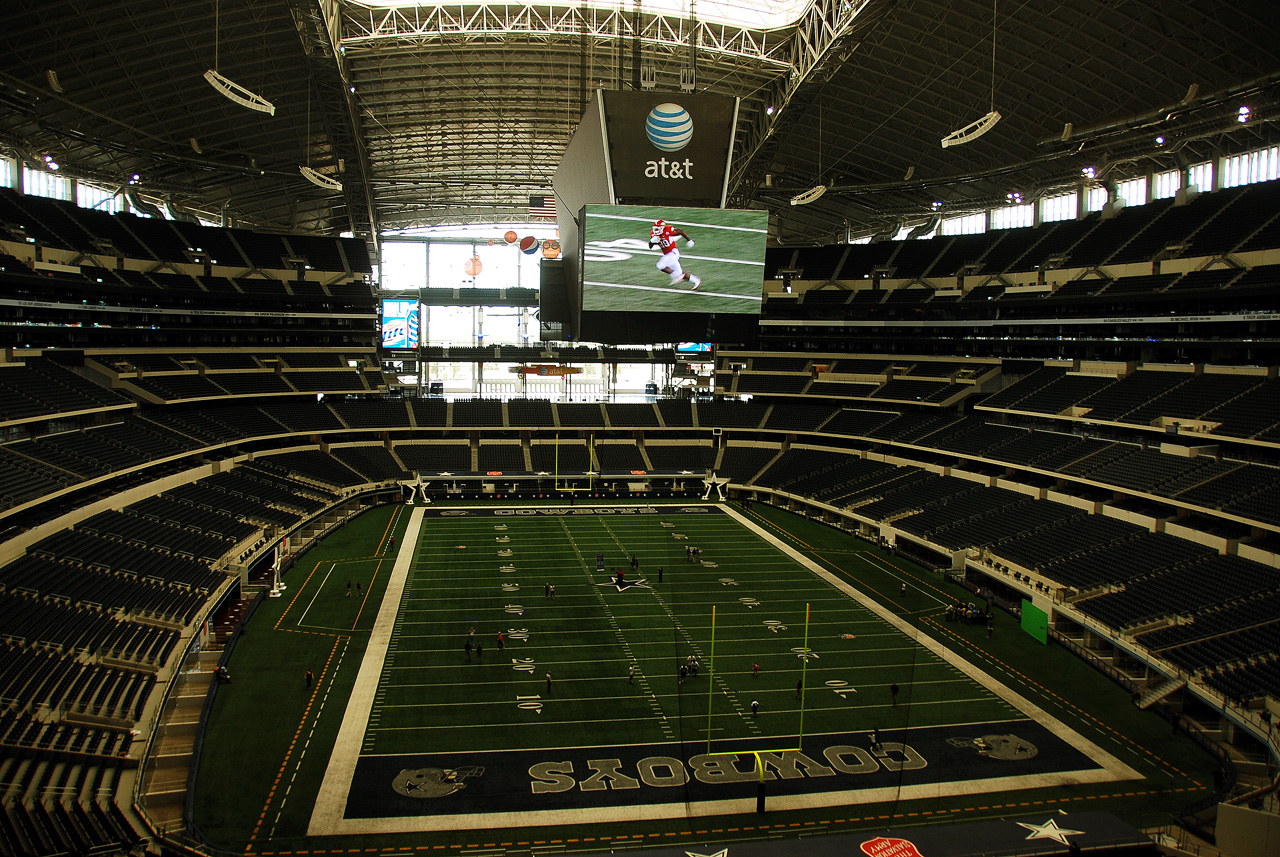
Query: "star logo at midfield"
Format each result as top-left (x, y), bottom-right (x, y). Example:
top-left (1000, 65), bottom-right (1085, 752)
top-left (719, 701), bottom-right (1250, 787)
top-left (686, 850), bottom-right (727, 857)
top-left (1016, 818), bottom-right (1085, 845)
top-left (597, 576), bottom-right (654, 592)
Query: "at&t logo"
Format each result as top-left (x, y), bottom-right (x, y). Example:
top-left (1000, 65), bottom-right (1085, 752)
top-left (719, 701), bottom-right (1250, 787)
top-left (645, 102), bottom-right (695, 180)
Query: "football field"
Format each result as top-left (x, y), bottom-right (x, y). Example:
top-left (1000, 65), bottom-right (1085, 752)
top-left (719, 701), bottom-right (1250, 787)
top-left (306, 505), bottom-right (1138, 836)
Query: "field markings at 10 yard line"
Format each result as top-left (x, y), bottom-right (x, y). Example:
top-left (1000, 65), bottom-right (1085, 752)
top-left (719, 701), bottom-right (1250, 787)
top-left (307, 504), bottom-right (1140, 836)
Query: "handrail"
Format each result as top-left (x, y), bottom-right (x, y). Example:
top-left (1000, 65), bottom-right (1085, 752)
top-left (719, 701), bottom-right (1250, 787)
top-left (181, 589), bottom-right (266, 850)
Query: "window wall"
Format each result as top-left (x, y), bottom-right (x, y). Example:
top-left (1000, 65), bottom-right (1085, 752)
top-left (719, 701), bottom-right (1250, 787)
top-left (22, 166), bottom-right (71, 201)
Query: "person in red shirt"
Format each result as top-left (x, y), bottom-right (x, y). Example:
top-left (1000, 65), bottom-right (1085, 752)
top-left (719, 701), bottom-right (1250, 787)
top-left (649, 219), bottom-right (701, 290)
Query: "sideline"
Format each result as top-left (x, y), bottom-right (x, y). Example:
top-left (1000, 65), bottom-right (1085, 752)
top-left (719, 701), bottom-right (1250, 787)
top-left (308, 505), bottom-right (425, 833)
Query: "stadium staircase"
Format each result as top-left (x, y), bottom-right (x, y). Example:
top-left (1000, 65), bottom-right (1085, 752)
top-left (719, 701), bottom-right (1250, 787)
top-left (1138, 676), bottom-right (1188, 710)
top-left (139, 651), bottom-right (218, 840)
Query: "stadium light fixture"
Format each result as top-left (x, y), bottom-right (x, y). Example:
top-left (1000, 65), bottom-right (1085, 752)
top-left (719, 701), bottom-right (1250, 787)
top-left (942, 110), bottom-right (1001, 148)
top-left (204, 69), bottom-right (275, 115)
top-left (790, 185), bottom-right (827, 206)
top-left (204, 0), bottom-right (274, 115)
top-left (300, 166), bottom-right (343, 192)
top-left (941, 0), bottom-right (1001, 148)
top-left (792, 102), bottom-right (827, 205)
top-left (1238, 105), bottom-right (1251, 123)
top-left (299, 96), bottom-right (343, 192)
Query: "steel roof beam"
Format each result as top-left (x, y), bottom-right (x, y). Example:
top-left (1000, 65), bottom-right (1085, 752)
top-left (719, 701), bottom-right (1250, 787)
top-left (339, 3), bottom-right (790, 68)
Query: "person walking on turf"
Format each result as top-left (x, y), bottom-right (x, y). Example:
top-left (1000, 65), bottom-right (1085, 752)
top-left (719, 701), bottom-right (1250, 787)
top-left (497, 631), bottom-right (505, 652)
top-left (890, 681), bottom-right (900, 706)
top-left (628, 664), bottom-right (635, 685)
top-left (305, 668), bottom-right (313, 688)
top-left (796, 678), bottom-right (803, 699)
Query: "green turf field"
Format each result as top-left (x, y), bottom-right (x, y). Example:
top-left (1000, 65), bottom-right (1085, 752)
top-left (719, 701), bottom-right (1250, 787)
top-left (307, 504), bottom-right (1135, 836)
top-left (194, 501), bottom-right (1216, 855)
top-left (581, 205), bottom-right (767, 313)
top-left (349, 507), bottom-right (1021, 755)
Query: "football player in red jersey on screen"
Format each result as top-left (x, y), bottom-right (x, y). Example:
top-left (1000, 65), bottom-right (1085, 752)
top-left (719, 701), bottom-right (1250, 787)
top-left (648, 219), bottom-right (701, 290)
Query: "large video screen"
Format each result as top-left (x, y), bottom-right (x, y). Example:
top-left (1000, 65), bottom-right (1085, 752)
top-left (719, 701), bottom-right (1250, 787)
top-left (580, 204), bottom-right (767, 315)
top-left (381, 299), bottom-right (420, 348)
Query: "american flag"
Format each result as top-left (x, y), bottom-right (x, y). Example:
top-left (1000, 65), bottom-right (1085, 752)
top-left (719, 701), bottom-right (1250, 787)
top-left (528, 195), bottom-right (557, 219)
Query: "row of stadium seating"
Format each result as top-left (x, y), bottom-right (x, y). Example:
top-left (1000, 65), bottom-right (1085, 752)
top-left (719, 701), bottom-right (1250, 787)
top-left (0, 754), bottom-right (142, 856)
top-left (5, 396), bottom-right (1280, 537)
top-left (0, 187), bottom-right (372, 272)
top-left (762, 265), bottom-right (1280, 306)
top-left (762, 179), bottom-right (1280, 281)
top-left (737, 455), bottom-right (1280, 700)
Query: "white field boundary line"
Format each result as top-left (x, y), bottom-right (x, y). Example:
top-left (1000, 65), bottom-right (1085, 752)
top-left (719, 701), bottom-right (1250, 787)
top-left (309, 506), bottom-right (425, 835)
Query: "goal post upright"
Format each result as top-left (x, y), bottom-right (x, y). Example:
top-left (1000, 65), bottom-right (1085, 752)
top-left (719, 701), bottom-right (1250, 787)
top-left (554, 431), bottom-right (595, 494)
top-left (706, 604), bottom-right (716, 755)
top-left (798, 602), bottom-right (810, 748)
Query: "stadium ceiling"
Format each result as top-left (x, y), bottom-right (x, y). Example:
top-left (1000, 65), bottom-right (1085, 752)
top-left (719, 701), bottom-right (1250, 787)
top-left (1, 0), bottom-right (1278, 253)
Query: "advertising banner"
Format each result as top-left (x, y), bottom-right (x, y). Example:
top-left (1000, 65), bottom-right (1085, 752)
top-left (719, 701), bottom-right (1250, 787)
top-left (602, 91), bottom-right (738, 205)
top-left (381, 299), bottom-right (420, 348)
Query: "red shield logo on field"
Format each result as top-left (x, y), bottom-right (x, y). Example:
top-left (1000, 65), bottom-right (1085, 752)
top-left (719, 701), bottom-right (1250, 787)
top-left (860, 837), bottom-right (925, 857)
top-left (487, 471), bottom-right (503, 476)
top-left (630, 470), bottom-right (647, 475)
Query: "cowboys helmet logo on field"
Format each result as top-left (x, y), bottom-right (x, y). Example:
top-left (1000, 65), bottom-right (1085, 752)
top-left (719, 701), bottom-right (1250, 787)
top-left (391, 766), bottom-right (485, 798)
top-left (946, 734), bottom-right (1038, 760)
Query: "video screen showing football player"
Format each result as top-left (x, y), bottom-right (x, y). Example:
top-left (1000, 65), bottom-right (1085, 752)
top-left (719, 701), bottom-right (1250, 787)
top-left (648, 219), bottom-right (701, 290)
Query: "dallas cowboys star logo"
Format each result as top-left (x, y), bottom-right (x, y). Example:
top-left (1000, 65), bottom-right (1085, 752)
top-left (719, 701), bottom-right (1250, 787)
top-left (685, 850), bottom-right (727, 857)
top-left (596, 575), bottom-right (654, 592)
top-left (1016, 818), bottom-right (1085, 845)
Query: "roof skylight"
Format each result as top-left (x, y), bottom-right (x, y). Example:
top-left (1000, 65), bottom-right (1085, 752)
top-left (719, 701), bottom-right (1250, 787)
top-left (350, 0), bottom-right (812, 31)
